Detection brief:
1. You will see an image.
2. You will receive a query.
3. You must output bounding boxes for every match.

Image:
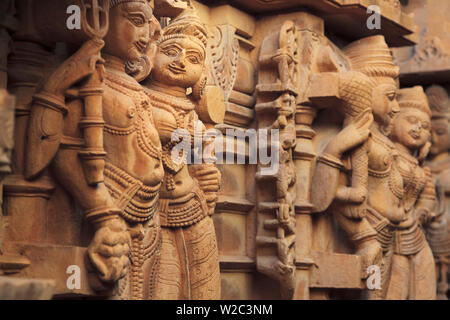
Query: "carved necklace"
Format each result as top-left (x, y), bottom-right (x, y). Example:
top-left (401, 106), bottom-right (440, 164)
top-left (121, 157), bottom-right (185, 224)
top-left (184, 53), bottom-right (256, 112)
top-left (396, 151), bottom-right (426, 212)
top-left (146, 88), bottom-right (196, 129)
top-left (368, 130), bottom-right (394, 178)
top-left (146, 88), bottom-right (198, 191)
top-left (370, 129), bottom-right (404, 200)
top-left (105, 71), bottom-right (162, 161)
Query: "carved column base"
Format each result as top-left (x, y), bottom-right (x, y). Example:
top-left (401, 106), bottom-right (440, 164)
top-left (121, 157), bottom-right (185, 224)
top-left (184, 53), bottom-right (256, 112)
top-left (3, 175), bottom-right (54, 244)
top-left (0, 276), bottom-right (54, 300)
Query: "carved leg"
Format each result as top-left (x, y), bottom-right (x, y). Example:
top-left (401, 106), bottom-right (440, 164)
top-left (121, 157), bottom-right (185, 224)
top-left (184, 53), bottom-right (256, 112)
top-left (385, 253), bottom-right (409, 299)
top-left (154, 227), bottom-right (187, 300)
top-left (436, 259), bottom-right (449, 300)
top-left (410, 244), bottom-right (436, 300)
top-left (333, 209), bottom-right (381, 271)
top-left (183, 217), bottom-right (221, 300)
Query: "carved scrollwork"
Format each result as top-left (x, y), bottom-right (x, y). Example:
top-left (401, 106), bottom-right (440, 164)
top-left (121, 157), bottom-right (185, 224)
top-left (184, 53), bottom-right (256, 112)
top-left (209, 25), bottom-right (240, 103)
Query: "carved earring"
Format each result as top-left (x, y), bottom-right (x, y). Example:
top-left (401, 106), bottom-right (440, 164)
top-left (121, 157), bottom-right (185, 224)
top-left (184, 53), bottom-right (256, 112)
top-left (191, 70), bottom-right (207, 101)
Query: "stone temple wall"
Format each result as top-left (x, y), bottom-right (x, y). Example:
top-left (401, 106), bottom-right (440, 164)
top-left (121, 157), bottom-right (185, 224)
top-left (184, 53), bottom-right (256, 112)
top-left (0, 0), bottom-right (448, 300)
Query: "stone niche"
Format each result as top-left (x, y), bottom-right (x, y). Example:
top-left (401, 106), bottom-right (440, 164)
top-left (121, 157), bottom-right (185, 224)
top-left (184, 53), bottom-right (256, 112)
top-left (5, 0), bottom-right (448, 301)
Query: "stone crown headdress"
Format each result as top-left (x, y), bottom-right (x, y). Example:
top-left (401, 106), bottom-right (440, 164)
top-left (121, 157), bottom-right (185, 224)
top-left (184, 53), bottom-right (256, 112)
top-left (157, 8), bottom-right (208, 52)
top-left (397, 86), bottom-right (432, 117)
top-left (343, 35), bottom-right (400, 80)
top-left (426, 85), bottom-right (450, 120)
top-left (110, 0), bottom-right (152, 8)
top-left (339, 71), bottom-right (375, 118)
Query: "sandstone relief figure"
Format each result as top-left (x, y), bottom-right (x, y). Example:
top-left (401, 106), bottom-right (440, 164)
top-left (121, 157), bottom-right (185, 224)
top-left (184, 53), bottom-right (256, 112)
top-left (424, 85), bottom-right (450, 299)
top-left (25, 0), bottom-right (163, 299)
top-left (310, 71), bottom-right (382, 275)
top-left (386, 86), bottom-right (437, 300)
top-left (143, 7), bottom-right (221, 299)
top-left (312, 35), bottom-right (410, 299)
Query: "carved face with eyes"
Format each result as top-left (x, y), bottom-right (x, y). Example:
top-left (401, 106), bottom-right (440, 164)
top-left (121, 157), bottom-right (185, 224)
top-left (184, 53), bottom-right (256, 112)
top-left (391, 107), bottom-right (431, 151)
top-left (103, 2), bottom-right (153, 63)
top-left (430, 118), bottom-right (450, 156)
top-left (151, 37), bottom-right (205, 89)
top-left (372, 80), bottom-right (400, 136)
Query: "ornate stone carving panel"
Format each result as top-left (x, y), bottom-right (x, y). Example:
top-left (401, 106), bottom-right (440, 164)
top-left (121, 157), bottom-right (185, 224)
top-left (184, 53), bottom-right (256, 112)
top-left (2, 0), bottom-right (447, 301)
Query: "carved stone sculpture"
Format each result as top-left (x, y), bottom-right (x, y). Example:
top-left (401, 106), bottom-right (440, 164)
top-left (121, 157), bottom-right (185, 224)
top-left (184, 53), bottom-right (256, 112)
top-left (311, 36), bottom-right (404, 288)
top-left (1, 0), bottom-right (443, 300)
top-left (387, 86), bottom-right (437, 299)
top-left (311, 36), bottom-right (435, 299)
top-left (255, 20), bottom-right (299, 299)
top-left (25, 0), bottom-right (163, 299)
top-left (144, 7), bottom-right (221, 300)
top-left (425, 85), bottom-right (450, 299)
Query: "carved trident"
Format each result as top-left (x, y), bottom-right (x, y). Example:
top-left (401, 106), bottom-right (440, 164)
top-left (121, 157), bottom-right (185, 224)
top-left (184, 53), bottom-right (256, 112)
top-left (80, 0), bottom-right (109, 39)
top-left (25, 0), bottom-right (109, 184)
top-left (77, 0), bottom-right (109, 185)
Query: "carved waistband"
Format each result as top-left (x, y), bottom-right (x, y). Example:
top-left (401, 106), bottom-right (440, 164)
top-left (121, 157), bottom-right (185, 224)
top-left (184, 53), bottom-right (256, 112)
top-left (104, 161), bottom-right (160, 223)
top-left (158, 187), bottom-right (209, 228)
top-left (393, 222), bottom-right (426, 256)
top-left (366, 206), bottom-right (395, 253)
top-left (426, 224), bottom-right (450, 256)
top-left (366, 206), bottom-right (426, 256)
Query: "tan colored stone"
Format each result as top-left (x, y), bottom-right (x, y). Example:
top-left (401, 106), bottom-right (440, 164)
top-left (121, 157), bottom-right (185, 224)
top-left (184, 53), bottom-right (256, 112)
top-left (3, 0), bottom-right (446, 301)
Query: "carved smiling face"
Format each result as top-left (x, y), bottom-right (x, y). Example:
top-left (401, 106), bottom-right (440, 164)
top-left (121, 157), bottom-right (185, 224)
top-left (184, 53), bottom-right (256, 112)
top-left (103, 2), bottom-right (153, 62)
top-left (430, 118), bottom-right (450, 156)
top-left (391, 107), bottom-right (431, 151)
top-left (152, 37), bottom-right (205, 88)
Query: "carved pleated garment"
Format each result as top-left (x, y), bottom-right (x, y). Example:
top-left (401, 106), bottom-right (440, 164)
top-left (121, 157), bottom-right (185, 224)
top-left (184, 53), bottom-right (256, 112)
top-left (154, 216), bottom-right (221, 300)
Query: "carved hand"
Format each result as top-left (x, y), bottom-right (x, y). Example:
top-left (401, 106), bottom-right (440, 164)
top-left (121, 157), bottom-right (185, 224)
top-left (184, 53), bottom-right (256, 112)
top-left (43, 39), bottom-right (105, 97)
top-left (325, 110), bottom-right (373, 157)
top-left (87, 218), bottom-right (131, 283)
top-left (357, 238), bottom-right (383, 278)
top-left (418, 141), bottom-right (431, 162)
top-left (190, 164), bottom-right (221, 211)
top-left (416, 207), bottom-right (436, 225)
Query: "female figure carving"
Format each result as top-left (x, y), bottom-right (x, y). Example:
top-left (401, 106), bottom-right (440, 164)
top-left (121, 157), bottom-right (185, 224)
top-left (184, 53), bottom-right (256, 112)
top-left (144, 7), bottom-right (221, 299)
top-left (424, 85), bottom-right (450, 299)
top-left (312, 36), bottom-right (406, 298)
top-left (386, 86), bottom-right (437, 299)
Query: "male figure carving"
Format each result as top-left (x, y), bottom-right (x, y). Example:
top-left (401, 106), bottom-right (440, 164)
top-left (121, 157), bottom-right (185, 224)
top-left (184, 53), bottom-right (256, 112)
top-left (25, 0), bottom-right (163, 299)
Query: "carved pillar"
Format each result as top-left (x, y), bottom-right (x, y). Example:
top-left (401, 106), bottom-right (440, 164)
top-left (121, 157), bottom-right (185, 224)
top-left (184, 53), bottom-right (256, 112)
top-left (254, 18), bottom-right (300, 300)
top-left (0, 0), bottom-right (17, 218)
top-left (203, 4), bottom-right (259, 299)
top-left (290, 15), bottom-right (327, 300)
top-left (3, 0), bottom-right (109, 281)
top-left (3, 0), bottom-right (55, 251)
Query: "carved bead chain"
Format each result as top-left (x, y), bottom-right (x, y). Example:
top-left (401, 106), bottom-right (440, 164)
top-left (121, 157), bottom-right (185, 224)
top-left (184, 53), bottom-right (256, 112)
top-left (104, 71), bottom-right (162, 161)
top-left (370, 130), bottom-right (404, 199)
